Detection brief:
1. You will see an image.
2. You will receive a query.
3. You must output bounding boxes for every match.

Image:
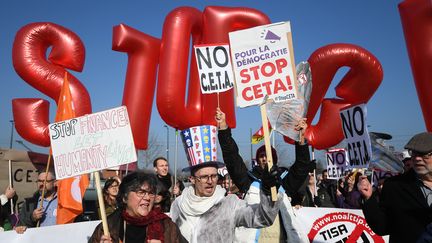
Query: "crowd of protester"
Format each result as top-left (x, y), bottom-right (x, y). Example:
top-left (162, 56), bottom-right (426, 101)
top-left (0, 110), bottom-right (431, 242)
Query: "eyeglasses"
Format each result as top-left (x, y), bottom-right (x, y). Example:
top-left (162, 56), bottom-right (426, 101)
top-left (36, 179), bottom-right (55, 183)
top-left (408, 150), bottom-right (432, 159)
top-left (194, 174), bottom-right (219, 183)
top-left (133, 189), bottom-right (155, 199)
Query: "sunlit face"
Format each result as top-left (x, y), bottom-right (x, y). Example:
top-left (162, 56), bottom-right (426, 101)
top-left (36, 172), bottom-right (56, 195)
top-left (154, 159), bottom-right (169, 177)
top-left (107, 181), bottom-right (119, 198)
top-left (191, 167), bottom-right (218, 197)
top-left (411, 151), bottom-right (432, 176)
top-left (257, 153), bottom-right (267, 169)
top-left (125, 183), bottom-right (155, 217)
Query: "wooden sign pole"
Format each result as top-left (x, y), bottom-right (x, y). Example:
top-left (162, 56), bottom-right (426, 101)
top-left (94, 172), bottom-right (110, 236)
top-left (260, 104), bottom-right (278, 201)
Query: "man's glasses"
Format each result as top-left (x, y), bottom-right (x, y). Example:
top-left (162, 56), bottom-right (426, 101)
top-left (133, 189), bottom-right (155, 199)
top-left (408, 150), bottom-right (432, 160)
top-left (194, 174), bottom-right (219, 183)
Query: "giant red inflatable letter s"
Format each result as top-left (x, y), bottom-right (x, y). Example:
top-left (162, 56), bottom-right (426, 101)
top-left (12, 22), bottom-right (91, 147)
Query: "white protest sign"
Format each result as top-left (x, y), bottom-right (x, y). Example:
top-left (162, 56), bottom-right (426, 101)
top-left (194, 44), bottom-right (234, 94)
top-left (229, 21), bottom-right (297, 108)
top-left (296, 207), bottom-right (388, 242)
top-left (326, 148), bottom-right (349, 179)
top-left (49, 106), bottom-right (137, 179)
top-left (340, 104), bottom-right (372, 169)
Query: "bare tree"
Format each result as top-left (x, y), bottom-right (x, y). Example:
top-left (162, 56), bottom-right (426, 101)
top-left (137, 133), bottom-right (164, 169)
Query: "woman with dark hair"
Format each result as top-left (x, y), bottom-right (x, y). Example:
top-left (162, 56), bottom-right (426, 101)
top-left (97, 178), bottom-right (119, 219)
top-left (89, 171), bottom-right (186, 243)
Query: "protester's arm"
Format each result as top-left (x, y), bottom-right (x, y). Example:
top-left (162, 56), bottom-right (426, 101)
top-left (234, 188), bottom-right (281, 228)
top-left (234, 165), bottom-right (281, 227)
top-left (280, 119), bottom-right (314, 196)
top-left (18, 200), bottom-right (37, 227)
top-left (216, 108), bottom-right (252, 192)
top-left (281, 142), bottom-right (314, 197)
top-left (1, 186), bottom-right (15, 206)
top-left (358, 176), bottom-right (389, 235)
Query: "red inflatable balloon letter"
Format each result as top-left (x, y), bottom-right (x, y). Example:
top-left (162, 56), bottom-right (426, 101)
top-left (12, 22), bottom-right (91, 147)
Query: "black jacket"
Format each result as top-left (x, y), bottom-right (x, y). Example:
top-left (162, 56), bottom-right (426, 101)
top-left (362, 170), bottom-right (432, 243)
top-left (18, 192), bottom-right (40, 227)
top-left (218, 128), bottom-right (314, 197)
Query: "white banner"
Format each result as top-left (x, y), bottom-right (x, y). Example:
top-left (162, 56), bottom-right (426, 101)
top-left (194, 44), bottom-right (234, 94)
top-left (49, 106), bottom-right (137, 179)
top-left (340, 104), bottom-right (372, 169)
top-left (229, 22), bottom-right (297, 108)
top-left (296, 207), bottom-right (388, 242)
top-left (1, 220), bottom-right (100, 243)
top-left (1, 209), bottom-right (389, 243)
top-left (326, 148), bottom-right (349, 180)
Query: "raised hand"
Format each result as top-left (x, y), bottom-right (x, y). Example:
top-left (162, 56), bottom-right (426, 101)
top-left (215, 108), bottom-right (228, 130)
top-left (357, 176), bottom-right (373, 200)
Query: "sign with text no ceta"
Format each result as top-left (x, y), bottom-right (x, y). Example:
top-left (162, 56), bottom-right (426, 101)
top-left (326, 148), bottom-right (349, 180)
top-left (229, 21), bottom-right (297, 108)
top-left (194, 44), bottom-right (234, 94)
top-left (49, 106), bottom-right (137, 180)
top-left (340, 104), bottom-right (372, 169)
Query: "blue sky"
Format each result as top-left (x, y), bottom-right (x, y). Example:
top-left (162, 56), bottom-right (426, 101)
top-left (0, 0), bottom-right (424, 170)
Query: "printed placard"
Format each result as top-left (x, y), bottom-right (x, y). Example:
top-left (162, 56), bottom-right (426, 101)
top-left (297, 207), bottom-right (388, 242)
top-left (194, 44), bottom-right (234, 94)
top-left (229, 21), bottom-right (297, 107)
top-left (326, 148), bottom-right (349, 179)
top-left (340, 104), bottom-right (372, 169)
top-left (49, 106), bottom-right (137, 179)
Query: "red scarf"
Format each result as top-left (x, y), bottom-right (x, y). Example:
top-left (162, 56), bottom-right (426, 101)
top-left (122, 207), bottom-right (169, 242)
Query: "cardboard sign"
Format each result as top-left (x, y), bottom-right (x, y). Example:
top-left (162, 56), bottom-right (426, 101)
top-left (340, 104), bottom-right (372, 169)
top-left (326, 148), bottom-right (349, 179)
top-left (49, 106), bottom-right (137, 179)
top-left (194, 44), bottom-right (234, 94)
top-left (229, 22), bottom-right (297, 107)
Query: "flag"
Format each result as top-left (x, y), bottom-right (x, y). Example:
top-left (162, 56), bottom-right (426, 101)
top-left (55, 72), bottom-right (90, 224)
top-left (251, 122), bottom-right (272, 144)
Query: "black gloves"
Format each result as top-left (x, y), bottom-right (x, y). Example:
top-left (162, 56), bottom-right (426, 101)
top-left (261, 165), bottom-right (279, 195)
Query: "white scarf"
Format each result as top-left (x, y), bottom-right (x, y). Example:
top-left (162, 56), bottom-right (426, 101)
top-left (177, 185), bottom-right (226, 242)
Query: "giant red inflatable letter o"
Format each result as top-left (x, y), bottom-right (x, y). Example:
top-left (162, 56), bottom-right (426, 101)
top-left (157, 6), bottom-right (270, 130)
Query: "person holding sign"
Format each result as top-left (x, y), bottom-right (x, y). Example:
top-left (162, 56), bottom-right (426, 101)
top-left (358, 132), bottom-right (432, 243)
top-left (17, 171), bottom-right (58, 231)
top-left (170, 125), bottom-right (281, 243)
top-left (0, 186), bottom-right (16, 231)
top-left (89, 171), bottom-right (185, 243)
top-left (216, 108), bottom-right (312, 243)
